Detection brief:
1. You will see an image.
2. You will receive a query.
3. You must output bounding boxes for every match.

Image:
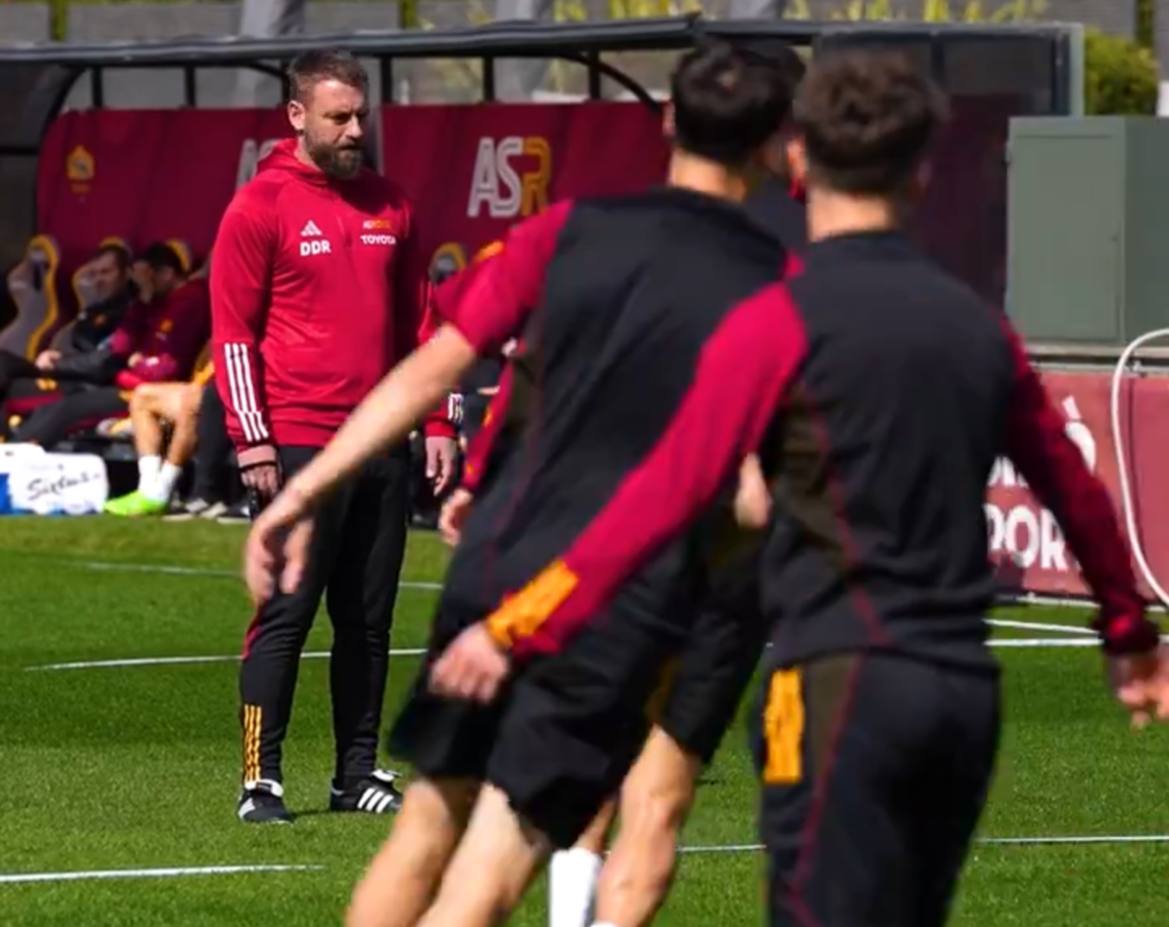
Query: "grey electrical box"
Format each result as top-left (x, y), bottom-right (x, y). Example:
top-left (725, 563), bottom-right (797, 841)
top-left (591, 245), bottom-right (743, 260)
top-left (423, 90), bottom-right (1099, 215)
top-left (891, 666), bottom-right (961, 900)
top-left (1007, 117), bottom-right (1169, 348)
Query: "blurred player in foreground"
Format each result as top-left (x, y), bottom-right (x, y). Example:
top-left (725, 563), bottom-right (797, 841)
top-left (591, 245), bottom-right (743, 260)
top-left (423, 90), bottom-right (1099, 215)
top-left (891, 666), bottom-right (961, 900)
top-left (436, 41), bottom-right (807, 927)
top-left (244, 42), bottom-right (798, 927)
top-left (484, 50), bottom-right (1169, 927)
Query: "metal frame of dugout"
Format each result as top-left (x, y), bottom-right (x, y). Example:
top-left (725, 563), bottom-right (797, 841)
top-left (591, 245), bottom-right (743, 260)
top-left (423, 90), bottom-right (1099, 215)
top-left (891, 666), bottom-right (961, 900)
top-left (0, 15), bottom-right (1082, 325)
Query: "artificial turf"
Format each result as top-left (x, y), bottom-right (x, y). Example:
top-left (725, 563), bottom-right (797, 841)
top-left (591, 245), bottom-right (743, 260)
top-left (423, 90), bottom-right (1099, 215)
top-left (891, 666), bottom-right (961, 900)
top-left (0, 517), bottom-right (1166, 925)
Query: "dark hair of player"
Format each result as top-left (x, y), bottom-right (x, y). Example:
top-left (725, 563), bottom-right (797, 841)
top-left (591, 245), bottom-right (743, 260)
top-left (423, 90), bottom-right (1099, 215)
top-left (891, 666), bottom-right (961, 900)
top-left (94, 242), bottom-right (130, 273)
top-left (288, 48), bottom-right (370, 104)
top-left (743, 40), bottom-right (807, 104)
top-left (793, 50), bottom-right (947, 195)
top-left (140, 241), bottom-right (186, 275)
top-left (670, 41), bottom-right (797, 168)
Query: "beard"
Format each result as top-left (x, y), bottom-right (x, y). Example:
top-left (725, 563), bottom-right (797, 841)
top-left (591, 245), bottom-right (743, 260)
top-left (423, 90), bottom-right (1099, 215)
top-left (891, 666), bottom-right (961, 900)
top-left (305, 133), bottom-right (364, 180)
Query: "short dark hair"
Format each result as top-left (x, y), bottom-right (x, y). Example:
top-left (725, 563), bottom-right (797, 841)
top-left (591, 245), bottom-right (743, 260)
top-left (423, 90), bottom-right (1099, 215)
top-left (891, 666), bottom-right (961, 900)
top-left (794, 50), bottom-right (947, 195)
top-left (140, 242), bottom-right (185, 275)
top-left (670, 41), bottom-right (796, 167)
top-left (742, 41), bottom-right (807, 105)
top-left (94, 242), bottom-right (130, 273)
top-left (288, 49), bottom-right (369, 104)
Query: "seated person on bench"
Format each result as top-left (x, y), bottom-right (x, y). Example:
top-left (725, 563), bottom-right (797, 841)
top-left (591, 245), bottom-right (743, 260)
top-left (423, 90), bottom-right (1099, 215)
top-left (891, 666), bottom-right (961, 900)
top-left (9, 244), bottom-right (209, 447)
top-left (0, 241), bottom-right (137, 407)
top-left (103, 362), bottom-right (228, 517)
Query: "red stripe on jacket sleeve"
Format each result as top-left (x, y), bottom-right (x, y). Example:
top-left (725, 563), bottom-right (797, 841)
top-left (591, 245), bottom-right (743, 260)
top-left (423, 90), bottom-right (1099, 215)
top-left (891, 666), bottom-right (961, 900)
top-left (485, 283), bottom-right (808, 659)
top-left (1000, 320), bottom-right (1155, 653)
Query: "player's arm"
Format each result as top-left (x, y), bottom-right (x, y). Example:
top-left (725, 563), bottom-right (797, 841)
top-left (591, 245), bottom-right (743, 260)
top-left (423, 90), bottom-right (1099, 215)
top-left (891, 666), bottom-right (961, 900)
top-left (1000, 323), bottom-right (1169, 725)
top-left (434, 284), bottom-right (809, 693)
top-left (439, 360), bottom-right (517, 546)
top-left (210, 198), bottom-right (279, 496)
top-left (243, 202), bottom-right (573, 605)
top-left (392, 202), bottom-right (460, 495)
top-left (1000, 324), bottom-right (1157, 653)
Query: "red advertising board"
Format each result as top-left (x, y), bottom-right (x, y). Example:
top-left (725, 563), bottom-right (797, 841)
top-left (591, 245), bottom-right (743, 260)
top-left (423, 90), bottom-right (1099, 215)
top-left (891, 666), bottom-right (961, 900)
top-left (380, 102), bottom-right (669, 275)
top-left (38, 107), bottom-right (292, 274)
top-left (36, 102), bottom-right (668, 315)
top-left (987, 369), bottom-right (1169, 602)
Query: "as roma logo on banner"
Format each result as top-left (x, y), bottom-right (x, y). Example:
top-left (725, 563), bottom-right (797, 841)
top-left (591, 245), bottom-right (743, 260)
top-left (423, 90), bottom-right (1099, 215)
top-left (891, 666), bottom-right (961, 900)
top-left (66, 145), bottom-right (95, 196)
top-left (466, 136), bottom-right (552, 220)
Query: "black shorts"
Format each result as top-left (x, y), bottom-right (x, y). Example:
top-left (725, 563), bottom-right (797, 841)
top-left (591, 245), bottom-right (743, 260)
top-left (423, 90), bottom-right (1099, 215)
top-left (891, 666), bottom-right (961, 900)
top-left (389, 537), bottom-right (697, 849)
top-left (751, 651), bottom-right (999, 927)
top-left (658, 527), bottom-right (769, 763)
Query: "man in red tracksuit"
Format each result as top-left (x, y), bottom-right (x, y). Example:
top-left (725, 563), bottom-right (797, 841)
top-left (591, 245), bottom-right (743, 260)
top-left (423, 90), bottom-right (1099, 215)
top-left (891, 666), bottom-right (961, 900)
top-left (211, 49), bottom-right (458, 824)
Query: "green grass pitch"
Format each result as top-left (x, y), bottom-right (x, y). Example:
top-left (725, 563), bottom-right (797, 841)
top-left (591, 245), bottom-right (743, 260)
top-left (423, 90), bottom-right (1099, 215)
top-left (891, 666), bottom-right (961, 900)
top-left (1, 517), bottom-right (1167, 925)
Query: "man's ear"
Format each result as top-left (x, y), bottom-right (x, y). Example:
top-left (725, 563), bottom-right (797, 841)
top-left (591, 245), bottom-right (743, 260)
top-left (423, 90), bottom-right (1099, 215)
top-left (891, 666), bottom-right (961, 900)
top-left (287, 99), bottom-right (306, 136)
top-left (662, 102), bottom-right (676, 141)
top-left (786, 135), bottom-right (809, 187)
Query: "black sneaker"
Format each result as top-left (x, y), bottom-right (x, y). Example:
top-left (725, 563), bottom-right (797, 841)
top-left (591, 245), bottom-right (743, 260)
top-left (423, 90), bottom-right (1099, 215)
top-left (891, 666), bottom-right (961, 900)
top-left (216, 498), bottom-right (251, 525)
top-left (163, 498), bottom-right (226, 522)
top-left (237, 779), bottom-right (292, 824)
top-left (329, 769), bottom-right (404, 815)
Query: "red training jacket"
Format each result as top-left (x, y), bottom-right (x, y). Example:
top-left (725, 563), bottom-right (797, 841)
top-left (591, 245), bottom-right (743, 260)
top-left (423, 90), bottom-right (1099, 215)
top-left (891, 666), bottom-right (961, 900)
top-left (210, 138), bottom-right (452, 450)
top-left (109, 278), bottom-right (211, 389)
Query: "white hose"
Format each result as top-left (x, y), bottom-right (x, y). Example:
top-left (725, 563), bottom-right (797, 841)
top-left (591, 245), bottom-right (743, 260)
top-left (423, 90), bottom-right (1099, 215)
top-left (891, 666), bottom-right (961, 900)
top-left (1110, 328), bottom-right (1169, 608)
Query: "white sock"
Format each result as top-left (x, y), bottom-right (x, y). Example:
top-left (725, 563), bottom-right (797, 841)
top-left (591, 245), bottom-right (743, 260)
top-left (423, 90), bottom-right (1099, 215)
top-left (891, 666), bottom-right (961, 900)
top-left (145, 461), bottom-right (182, 504)
top-left (550, 848), bottom-right (603, 927)
top-left (137, 455), bottom-right (161, 493)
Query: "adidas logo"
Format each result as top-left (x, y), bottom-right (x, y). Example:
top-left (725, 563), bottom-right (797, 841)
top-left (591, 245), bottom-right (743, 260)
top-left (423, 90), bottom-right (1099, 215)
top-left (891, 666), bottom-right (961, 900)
top-left (300, 220), bottom-right (323, 238)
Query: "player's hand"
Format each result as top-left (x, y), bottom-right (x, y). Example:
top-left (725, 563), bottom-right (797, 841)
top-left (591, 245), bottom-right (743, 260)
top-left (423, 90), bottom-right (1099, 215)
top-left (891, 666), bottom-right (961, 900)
top-left (243, 485), bottom-right (314, 605)
top-left (238, 444), bottom-right (281, 507)
top-left (438, 488), bottom-right (474, 547)
top-left (426, 435), bottom-right (459, 496)
top-left (34, 350), bottom-right (60, 371)
top-left (429, 623), bottom-right (510, 704)
top-left (734, 454), bottom-right (771, 529)
top-left (1108, 643), bottom-right (1169, 729)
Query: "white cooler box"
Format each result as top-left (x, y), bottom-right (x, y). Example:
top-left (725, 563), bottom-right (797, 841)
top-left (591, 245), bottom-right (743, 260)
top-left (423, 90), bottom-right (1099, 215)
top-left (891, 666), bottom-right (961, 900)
top-left (0, 445), bottom-right (108, 515)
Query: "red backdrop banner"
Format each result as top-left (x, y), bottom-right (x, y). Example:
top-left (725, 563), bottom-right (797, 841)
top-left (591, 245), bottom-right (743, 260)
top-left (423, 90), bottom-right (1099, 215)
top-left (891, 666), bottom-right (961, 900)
top-left (987, 370), bottom-right (1169, 603)
top-left (38, 107), bottom-right (292, 275)
top-left (36, 102), bottom-right (668, 318)
top-left (379, 102), bottom-right (669, 276)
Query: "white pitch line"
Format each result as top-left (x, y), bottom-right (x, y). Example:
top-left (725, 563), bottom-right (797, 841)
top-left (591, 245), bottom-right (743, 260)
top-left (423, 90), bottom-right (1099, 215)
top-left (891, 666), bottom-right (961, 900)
top-left (26, 649), bottom-right (426, 672)
top-left (30, 637), bottom-right (1115, 672)
top-left (75, 560), bottom-right (442, 590)
top-left (987, 618), bottom-right (1098, 636)
top-left (0, 864), bottom-right (323, 885)
top-left (981, 835), bottom-right (1169, 846)
top-left (1001, 591), bottom-right (1168, 615)
top-left (678, 835), bottom-right (1169, 855)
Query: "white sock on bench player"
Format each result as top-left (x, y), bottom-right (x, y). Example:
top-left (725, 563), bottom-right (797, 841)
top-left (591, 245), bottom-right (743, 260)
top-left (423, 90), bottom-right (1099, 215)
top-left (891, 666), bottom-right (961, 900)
top-left (146, 461), bottom-right (183, 503)
top-left (138, 455), bottom-right (161, 493)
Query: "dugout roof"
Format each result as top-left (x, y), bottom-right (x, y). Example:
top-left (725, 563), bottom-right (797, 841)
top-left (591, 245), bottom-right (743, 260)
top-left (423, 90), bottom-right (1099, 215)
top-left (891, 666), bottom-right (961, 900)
top-left (0, 14), bottom-right (1081, 279)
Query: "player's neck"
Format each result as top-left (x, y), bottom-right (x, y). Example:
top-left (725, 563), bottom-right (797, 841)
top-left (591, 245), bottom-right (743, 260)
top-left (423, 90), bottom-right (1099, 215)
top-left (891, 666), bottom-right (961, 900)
top-left (667, 152), bottom-right (749, 204)
top-left (806, 187), bottom-right (900, 242)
